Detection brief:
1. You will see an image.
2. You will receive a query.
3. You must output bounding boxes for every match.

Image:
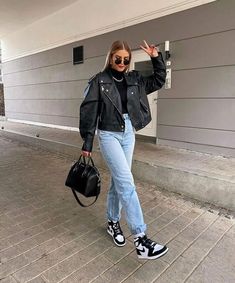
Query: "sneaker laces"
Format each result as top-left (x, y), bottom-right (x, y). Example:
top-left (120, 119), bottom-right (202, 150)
top-left (141, 236), bottom-right (156, 248)
top-left (112, 222), bottom-right (122, 235)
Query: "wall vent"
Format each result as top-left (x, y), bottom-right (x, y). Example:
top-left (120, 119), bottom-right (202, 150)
top-left (73, 46), bottom-right (83, 65)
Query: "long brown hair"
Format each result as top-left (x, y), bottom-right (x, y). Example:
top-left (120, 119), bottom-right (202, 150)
top-left (103, 40), bottom-right (132, 72)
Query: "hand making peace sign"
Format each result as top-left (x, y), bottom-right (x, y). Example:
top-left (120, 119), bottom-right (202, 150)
top-left (140, 40), bottom-right (159, 58)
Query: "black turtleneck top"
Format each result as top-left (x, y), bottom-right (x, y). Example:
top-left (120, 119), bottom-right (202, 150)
top-left (109, 68), bottom-right (128, 114)
top-left (109, 56), bottom-right (160, 114)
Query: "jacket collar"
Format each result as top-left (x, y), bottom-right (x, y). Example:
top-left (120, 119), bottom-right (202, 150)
top-left (99, 70), bottom-right (113, 84)
top-left (125, 72), bottom-right (139, 86)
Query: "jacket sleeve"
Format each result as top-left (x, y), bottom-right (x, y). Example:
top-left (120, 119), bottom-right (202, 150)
top-left (140, 52), bottom-right (166, 95)
top-left (79, 75), bottom-right (100, 152)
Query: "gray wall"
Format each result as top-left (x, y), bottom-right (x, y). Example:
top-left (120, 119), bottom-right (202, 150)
top-left (2, 0), bottom-right (235, 157)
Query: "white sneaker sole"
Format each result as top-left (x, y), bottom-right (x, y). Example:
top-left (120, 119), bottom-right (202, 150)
top-left (137, 247), bottom-right (168, 260)
top-left (107, 228), bottom-right (126, 247)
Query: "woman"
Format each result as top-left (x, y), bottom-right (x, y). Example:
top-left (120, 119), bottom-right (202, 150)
top-left (79, 40), bottom-right (168, 260)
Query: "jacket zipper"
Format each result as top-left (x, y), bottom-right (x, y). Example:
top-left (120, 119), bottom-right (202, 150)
top-left (103, 92), bottom-right (125, 124)
top-left (101, 83), bottom-right (125, 123)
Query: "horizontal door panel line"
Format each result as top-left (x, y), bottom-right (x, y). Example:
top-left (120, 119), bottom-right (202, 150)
top-left (4, 79), bottom-right (88, 88)
top-left (5, 111), bottom-right (78, 119)
top-left (158, 124), bottom-right (235, 133)
top-left (173, 64), bottom-right (235, 72)
top-left (159, 138), bottom-right (235, 150)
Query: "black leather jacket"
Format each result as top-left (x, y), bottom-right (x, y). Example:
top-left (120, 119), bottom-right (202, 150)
top-left (79, 52), bottom-right (166, 152)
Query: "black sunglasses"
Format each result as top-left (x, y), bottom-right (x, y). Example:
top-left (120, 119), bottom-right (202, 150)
top-left (114, 57), bottom-right (130, 66)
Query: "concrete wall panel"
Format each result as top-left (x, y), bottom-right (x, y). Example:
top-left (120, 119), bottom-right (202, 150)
top-left (2, 44), bottom-right (73, 74)
top-left (158, 99), bottom-right (235, 131)
top-left (3, 57), bottom-right (104, 87)
top-left (4, 80), bottom-right (87, 100)
top-left (158, 125), bottom-right (235, 149)
top-left (160, 66), bottom-right (235, 98)
top-left (171, 30), bottom-right (235, 70)
top-left (5, 99), bottom-right (81, 118)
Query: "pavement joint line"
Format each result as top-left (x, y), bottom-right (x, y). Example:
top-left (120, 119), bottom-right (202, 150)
top-left (142, 194), bottom-right (188, 213)
top-left (119, 257), bottom-right (170, 283)
top-left (0, 223), bottom-right (45, 243)
top-left (93, 251), bottom-right (142, 283)
top-left (110, 207), bottom-right (206, 283)
top-left (0, 209), bottom-right (81, 250)
top-left (8, 230), bottom-right (109, 282)
top-left (124, 209), bottom-right (207, 281)
top-left (0, 193), bottom-right (194, 260)
top-left (1, 203), bottom-right (88, 243)
top-left (41, 274), bottom-right (50, 283)
top-left (141, 193), bottom-right (189, 220)
top-left (43, 225), bottom-right (139, 283)
top-left (4, 207), bottom-right (60, 234)
top-left (44, 234), bottom-right (117, 283)
top-left (31, 223), bottom-right (109, 266)
top-left (163, 209), bottom-right (206, 245)
top-left (0, 253), bottom-right (29, 279)
top-left (151, 214), bottom-right (220, 282)
top-left (55, 247), bottom-right (115, 283)
top-left (91, 274), bottom-right (107, 283)
top-left (147, 205), bottom-right (201, 238)
top-left (0, 233), bottom-right (64, 262)
top-left (118, 253), bottom-right (167, 283)
top-left (119, 262), bottom-right (145, 283)
top-left (103, 245), bottom-right (135, 263)
top-left (145, 203), bottom-right (172, 218)
top-left (20, 206), bottom-right (79, 226)
top-left (182, 222), bottom-right (235, 283)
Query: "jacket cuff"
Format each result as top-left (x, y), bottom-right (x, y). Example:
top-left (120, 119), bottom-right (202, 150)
top-left (82, 143), bottom-right (93, 152)
top-left (151, 52), bottom-right (165, 69)
top-left (81, 135), bottom-right (94, 152)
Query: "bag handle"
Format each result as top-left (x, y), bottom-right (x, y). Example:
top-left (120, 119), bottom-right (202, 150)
top-left (86, 156), bottom-right (95, 166)
top-left (71, 188), bottom-right (99, 207)
top-left (78, 155), bottom-right (94, 166)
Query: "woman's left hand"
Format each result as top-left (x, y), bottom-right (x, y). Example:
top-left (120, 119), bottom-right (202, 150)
top-left (140, 40), bottom-right (158, 57)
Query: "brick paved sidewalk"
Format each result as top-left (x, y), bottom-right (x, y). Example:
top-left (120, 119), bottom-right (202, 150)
top-left (0, 136), bottom-right (234, 283)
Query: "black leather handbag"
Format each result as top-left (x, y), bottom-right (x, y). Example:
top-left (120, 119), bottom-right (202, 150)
top-left (65, 155), bottom-right (101, 207)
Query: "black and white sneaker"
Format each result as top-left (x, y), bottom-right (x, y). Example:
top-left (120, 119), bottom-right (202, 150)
top-left (134, 235), bottom-right (168, 259)
top-left (107, 220), bottom-right (126, 247)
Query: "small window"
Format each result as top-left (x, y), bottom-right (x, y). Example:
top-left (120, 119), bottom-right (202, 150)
top-left (73, 46), bottom-right (84, 65)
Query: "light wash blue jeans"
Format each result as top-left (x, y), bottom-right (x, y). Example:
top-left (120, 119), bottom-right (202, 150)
top-left (98, 114), bottom-right (146, 235)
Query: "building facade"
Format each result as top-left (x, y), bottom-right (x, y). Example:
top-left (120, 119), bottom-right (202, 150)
top-left (1, 0), bottom-right (235, 157)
